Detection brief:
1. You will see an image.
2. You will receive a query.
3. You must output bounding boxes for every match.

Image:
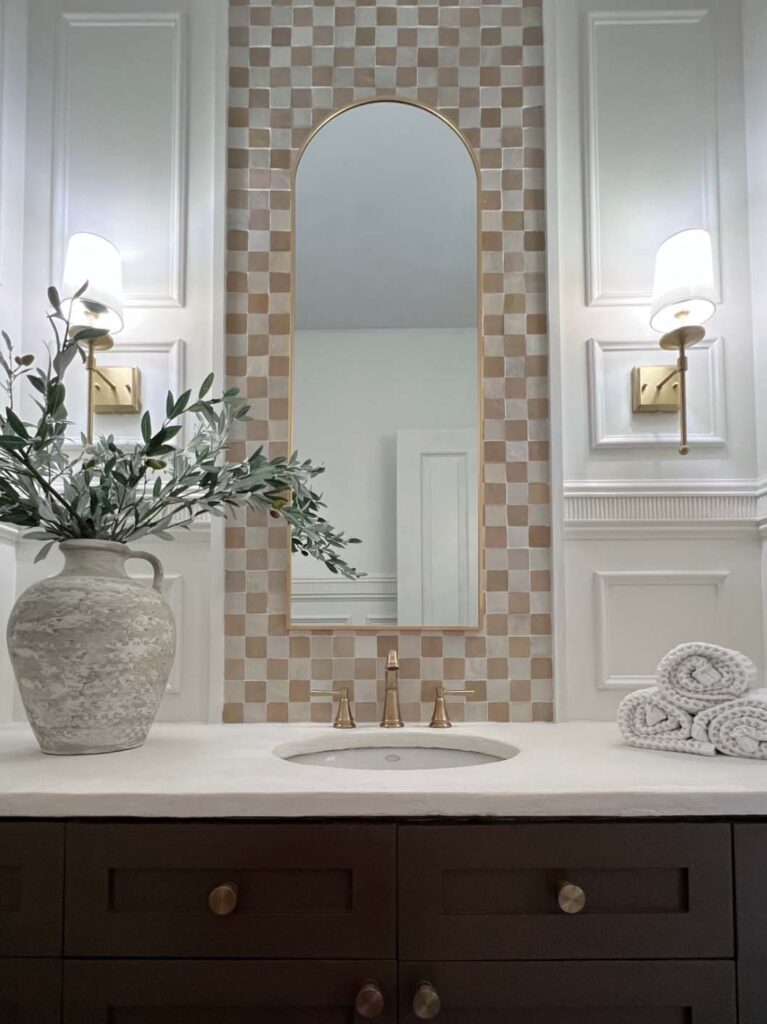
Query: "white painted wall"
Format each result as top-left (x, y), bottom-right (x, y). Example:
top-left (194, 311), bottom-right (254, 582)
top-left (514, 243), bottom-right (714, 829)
top-left (546, 0), bottom-right (765, 719)
top-left (0, 0), bottom-right (228, 721)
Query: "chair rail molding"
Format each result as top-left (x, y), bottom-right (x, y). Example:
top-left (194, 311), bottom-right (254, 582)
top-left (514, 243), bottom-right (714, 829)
top-left (564, 479), bottom-right (762, 538)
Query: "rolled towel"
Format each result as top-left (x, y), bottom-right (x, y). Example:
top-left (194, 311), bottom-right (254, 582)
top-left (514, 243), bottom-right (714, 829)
top-left (656, 642), bottom-right (756, 713)
top-left (618, 687), bottom-right (716, 756)
top-left (691, 690), bottom-right (767, 759)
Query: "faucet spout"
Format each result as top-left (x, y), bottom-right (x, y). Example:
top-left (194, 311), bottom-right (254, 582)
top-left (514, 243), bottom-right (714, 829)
top-left (380, 649), bottom-right (404, 728)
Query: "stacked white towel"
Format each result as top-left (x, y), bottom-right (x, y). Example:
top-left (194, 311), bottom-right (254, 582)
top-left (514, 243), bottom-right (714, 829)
top-left (656, 642), bottom-right (755, 711)
top-left (618, 642), bottom-right (762, 760)
top-left (691, 689), bottom-right (767, 760)
top-left (617, 688), bottom-right (715, 756)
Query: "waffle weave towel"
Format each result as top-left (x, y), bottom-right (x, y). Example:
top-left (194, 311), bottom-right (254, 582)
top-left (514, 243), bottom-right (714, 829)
top-left (656, 642), bottom-right (756, 713)
top-left (691, 689), bottom-right (767, 759)
top-left (617, 687), bottom-right (716, 756)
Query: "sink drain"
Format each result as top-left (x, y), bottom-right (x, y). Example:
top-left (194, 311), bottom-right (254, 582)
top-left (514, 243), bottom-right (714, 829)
top-left (384, 753), bottom-right (401, 763)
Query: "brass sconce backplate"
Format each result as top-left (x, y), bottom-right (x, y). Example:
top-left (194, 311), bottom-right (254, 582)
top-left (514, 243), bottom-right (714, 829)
top-left (92, 366), bottom-right (142, 414)
top-left (631, 365), bottom-right (681, 414)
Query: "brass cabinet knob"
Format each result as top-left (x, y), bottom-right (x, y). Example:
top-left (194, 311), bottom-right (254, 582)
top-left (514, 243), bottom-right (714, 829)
top-left (412, 981), bottom-right (441, 1019)
top-left (557, 880), bottom-right (586, 914)
top-left (208, 882), bottom-right (238, 916)
top-left (355, 979), bottom-right (384, 1019)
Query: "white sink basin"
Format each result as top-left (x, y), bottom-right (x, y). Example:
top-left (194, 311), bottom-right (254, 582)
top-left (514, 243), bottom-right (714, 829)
top-left (274, 733), bottom-right (519, 771)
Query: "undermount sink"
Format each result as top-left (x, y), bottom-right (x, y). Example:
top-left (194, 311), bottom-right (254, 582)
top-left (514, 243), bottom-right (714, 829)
top-left (273, 733), bottom-right (519, 771)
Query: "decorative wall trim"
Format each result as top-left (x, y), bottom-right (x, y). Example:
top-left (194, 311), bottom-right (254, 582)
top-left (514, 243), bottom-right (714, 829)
top-left (594, 569), bottom-right (729, 689)
top-left (584, 9), bottom-right (721, 306)
top-left (564, 480), bottom-right (762, 537)
top-left (52, 12), bottom-right (188, 307)
top-left (65, 338), bottom-right (185, 449)
top-left (289, 614), bottom-right (353, 628)
top-left (587, 337), bottom-right (726, 449)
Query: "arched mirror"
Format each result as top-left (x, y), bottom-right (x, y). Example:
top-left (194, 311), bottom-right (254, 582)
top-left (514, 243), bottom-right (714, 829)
top-left (290, 100), bottom-right (480, 629)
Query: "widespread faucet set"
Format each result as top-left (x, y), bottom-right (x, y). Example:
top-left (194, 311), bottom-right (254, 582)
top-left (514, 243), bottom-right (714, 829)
top-left (312, 650), bottom-right (472, 730)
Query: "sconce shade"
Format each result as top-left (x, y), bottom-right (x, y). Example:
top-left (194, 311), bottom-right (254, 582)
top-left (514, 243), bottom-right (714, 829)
top-left (61, 232), bottom-right (124, 334)
top-left (649, 228), bottom-right (716, 335)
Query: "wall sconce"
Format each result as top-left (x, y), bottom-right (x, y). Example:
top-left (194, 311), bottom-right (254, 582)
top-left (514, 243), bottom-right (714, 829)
top-left (61, 232), bottom-right (139, 443)
top-left (632, 228), bottom-right (716, 455)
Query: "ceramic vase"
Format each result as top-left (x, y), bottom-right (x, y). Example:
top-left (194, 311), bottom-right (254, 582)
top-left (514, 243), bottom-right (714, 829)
top-left (6, 539), bottom-right (176, 755)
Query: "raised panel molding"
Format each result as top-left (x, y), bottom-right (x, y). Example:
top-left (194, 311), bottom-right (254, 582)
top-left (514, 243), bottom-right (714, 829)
top-left (291, 576), bottom-right (397, 601)
top-left (51, 12), bottom-right (188, 307)
top-left (584, 9), bottom-right (721, 306)
top-left (65, 338), bottom-right (185, 448)
top-left (594, 570), bottom-right (729, 690)
top-left (587, 337), bottom-right (726, 449)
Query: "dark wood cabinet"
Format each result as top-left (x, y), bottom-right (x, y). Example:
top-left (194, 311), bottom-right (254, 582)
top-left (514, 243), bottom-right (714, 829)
top-left (733, 825), bottom-right (767, 1024)
top-left (399, 822), bottom-right (733, 960)
top-left (398, 961), bottom-right (737, 1023)
top-left (65, 822), bottom-right (396, 959)
top-left (0, 959), bottom-right (61, 1023)
top-left (63, 960), bottom-right (397, 1023)
top-left (0, 823), bottom-right (64, 956)
top-left (0, 816), bottom-right (760, 1020)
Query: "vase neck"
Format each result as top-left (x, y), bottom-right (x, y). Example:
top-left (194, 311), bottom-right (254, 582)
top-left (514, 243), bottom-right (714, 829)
top-left (59, 541), bottom-right (129, 579)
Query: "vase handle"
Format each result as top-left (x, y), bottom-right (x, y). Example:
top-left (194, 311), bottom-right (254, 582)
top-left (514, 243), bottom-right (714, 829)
top-left (127, 550), bottom-right (164, 591)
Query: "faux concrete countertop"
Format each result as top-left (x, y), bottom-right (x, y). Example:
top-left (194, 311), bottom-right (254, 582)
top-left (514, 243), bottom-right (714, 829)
top-left (0, 721), bottom-right (765, 818)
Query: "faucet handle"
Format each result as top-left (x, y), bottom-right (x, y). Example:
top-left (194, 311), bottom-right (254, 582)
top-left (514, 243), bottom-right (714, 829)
top-left (386, 649), bottom-right (399, 670)
top-left (309, 687), bottom-right (356, 729)
top-left (429, 685), bottom-right (473, 729)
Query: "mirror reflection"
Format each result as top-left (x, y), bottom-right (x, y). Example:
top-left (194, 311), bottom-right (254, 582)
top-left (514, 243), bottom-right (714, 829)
top-left (290, 100), bottom-right (480, 628)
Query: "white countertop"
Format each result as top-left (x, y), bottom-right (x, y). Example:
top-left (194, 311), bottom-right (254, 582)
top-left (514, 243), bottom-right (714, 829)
top-left (0, 721), bottom-right (765, 818)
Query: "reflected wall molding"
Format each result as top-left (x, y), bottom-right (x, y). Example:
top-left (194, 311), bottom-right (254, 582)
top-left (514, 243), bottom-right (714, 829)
top-left (291, 575), bottom-right (397, 602)
top-left (584, 8), bottom-right (721, 307)
top-left (51, 11), bottom-right (188, 307)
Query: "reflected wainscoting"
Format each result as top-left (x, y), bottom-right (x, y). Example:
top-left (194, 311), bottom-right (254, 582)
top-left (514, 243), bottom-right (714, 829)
top-left (225, 0), bottom-right (552, 724)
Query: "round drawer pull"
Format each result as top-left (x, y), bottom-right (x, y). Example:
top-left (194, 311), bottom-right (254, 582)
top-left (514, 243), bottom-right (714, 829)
top-left (413, 981), bottom-right (441, 1020)
top-left (557, 880), bottom-right (586, 915)
top-left (208, 882), bottom-right (238, 916)
top-left (355, 979), bottom-right (384, 1019)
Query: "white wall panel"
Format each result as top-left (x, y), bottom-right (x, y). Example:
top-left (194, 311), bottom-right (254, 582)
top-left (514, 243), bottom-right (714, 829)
top-left (585, 10), bottom-right (720, 306)
top-left (52, 13), bottom-right (186, 306)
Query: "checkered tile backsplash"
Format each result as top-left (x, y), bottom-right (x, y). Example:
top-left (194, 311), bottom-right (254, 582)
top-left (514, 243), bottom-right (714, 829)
top-left (224, 0), bottom-right (552, 725)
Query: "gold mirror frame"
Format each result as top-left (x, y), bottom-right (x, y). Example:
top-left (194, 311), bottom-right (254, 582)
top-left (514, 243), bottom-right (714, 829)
top-left (287, 96), bottom-right (484, 632)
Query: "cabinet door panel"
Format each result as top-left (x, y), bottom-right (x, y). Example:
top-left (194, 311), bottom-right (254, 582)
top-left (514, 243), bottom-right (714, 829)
top-left (0, 959), bottom-right (61, 1023)
top-left (734, 824), bottom-right (767, 1023)
top-left (65, 822), bottom-right (395, 958)
top-left (399, 961), bottom-right (736, 1023)
top-left (0, 823), bottom-right (65, 956)
top-left (63, 960), bottom-right (396, 1023)
top-left (399, 823), bottom-right (733, 959)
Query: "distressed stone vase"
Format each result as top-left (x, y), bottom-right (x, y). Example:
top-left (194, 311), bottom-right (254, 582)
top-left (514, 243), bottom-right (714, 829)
top-left (7, 539), bottom-right (176, 755)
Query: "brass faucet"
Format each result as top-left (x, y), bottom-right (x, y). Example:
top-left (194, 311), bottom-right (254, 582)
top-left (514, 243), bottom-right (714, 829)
top-left (380, 649), bottom-right (404, 728)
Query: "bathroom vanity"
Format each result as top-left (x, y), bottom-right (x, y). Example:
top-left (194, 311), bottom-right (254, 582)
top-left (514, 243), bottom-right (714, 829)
top-left (1, 722), bottom-right (766, 1022)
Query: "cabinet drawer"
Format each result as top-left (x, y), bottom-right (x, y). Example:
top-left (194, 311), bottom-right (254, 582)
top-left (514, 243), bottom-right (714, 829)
top-left (0, 823), bottom-right (64, 956)
top-left (399, 823), bottom-right (733, 959)
top-left (64, 960), bottom-right (397, 1023)
top-left (399, 961), bottom-right (736, 1023)
top-left (0, 959), bottom-right (61, 1023)
top-left (65, 822), bottom-right (395, 958)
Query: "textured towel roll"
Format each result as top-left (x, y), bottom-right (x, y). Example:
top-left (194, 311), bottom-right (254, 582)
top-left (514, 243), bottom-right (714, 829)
top-left (691, 690), bottom-right (767, 759)
top-left (617, 687), bottom-right (716, 756)
top-left (656, 642), bottom-right (756, 713)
